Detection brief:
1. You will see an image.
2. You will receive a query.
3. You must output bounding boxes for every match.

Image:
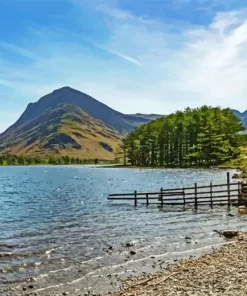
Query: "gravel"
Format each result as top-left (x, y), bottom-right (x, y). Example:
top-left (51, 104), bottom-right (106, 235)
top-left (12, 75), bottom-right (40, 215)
top-left (110, 231), bottom-right (247, 296)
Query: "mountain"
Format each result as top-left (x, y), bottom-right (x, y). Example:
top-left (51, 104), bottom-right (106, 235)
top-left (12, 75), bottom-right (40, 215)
top-left (0, 103), bottom-right (124, 159)
top-left (0, 87), bottom-right (158, 159)
top-left (5, 87), bottom-right (150, 136)
top-left (231, 109), bottom-right (247, 130)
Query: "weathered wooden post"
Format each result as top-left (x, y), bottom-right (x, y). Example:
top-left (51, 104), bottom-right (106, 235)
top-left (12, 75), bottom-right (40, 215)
top-left (183, 187), bottom-right (186, 210)
top-left (146, 193), bottom-right (149, 206)
top-left (194, 183), bottom-right (198, 211)
top-left (210, 182), bottom-right (213, 209)
top-left (134, 190), bottom-right (137, 207)
top-left (227, 172), bottom-right (230, 210)
top-left (238, 181), bottom-right (242, 206)
top-left (160, 187), bottom-right (163, 208)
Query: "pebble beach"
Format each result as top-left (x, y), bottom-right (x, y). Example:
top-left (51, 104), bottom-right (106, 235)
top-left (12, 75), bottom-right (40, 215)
top-left (111, 231), bottom-right (247, 296)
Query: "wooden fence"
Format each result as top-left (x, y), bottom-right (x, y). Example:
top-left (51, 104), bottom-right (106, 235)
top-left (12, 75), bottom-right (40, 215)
top-left (108, 172), bottom-right (243, 210)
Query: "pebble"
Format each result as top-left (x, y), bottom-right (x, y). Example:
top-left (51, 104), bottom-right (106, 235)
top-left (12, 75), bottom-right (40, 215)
top-left (129, 251), bottom-right (136, 256)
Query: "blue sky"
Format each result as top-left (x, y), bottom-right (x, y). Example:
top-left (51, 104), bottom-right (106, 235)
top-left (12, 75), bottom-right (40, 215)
top-left (0, 0), bottom-right (247, 132)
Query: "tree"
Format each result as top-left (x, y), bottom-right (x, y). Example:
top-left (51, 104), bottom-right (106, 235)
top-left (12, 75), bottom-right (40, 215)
top-left (48, 157), bottom-right (57, 165)
top-left (34, 157), bottom-right (41, 165)
top-left (17, 156), bottom-right (25, 165)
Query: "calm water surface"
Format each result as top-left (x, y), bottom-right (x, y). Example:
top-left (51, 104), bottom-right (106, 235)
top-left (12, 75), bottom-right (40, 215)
top-left (0, 166), bottom-right (246, 292)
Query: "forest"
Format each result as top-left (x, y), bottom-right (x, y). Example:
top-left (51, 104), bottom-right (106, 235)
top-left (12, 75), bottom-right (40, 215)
top-left (116, 106), bottom-right (245, 167)
top-left (0, 155), bottom-right (106, 166)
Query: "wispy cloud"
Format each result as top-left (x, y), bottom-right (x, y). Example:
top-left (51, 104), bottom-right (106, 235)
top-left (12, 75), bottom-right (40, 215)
top-left (96, 3), bottom-right (133, 20)
top-left (0, 79), bottom-right (14, 88)
top-left (94, 43), bottom-right (142, 66)
top-left (0, 42), bottom-right (38, 60)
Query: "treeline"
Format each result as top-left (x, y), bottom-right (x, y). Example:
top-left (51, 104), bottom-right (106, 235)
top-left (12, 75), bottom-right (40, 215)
top-left (0, 155), bottom-right (110, 166)
top-left (116, 106), bottom-right (245, 167)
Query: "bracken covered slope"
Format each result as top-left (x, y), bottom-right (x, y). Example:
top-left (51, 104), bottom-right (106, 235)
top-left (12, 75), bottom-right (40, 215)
top-left (4, 86), bottom-right (150, 136)
top-left (0, 103), bottom-right (122, 159)
top-left (0, 87), bottom-right (158, 159)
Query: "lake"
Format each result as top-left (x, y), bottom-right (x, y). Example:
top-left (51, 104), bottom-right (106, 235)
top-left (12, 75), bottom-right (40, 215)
top-left (0, 166), bottom-right (246, 295)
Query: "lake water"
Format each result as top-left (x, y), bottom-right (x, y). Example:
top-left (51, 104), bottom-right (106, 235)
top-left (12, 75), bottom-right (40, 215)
top-left (0, 166), bottom-right (246, 295)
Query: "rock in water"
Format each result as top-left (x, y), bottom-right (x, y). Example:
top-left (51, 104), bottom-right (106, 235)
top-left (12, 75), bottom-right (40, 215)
top-left (125, 242), bottom-right (134, 248)
top-left (130, 250), bottom-right (136, 255)
top-left (221, 230), bottom-right (239, 239)
top-left (185, 236), bottom-right (192, 243)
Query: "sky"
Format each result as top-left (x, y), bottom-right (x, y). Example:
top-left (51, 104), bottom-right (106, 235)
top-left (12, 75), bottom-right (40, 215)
top-left (1, 0), bottom-right (247, 132)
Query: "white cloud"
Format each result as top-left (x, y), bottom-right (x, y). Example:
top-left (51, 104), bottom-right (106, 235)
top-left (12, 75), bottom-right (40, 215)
top-left (98, 7), bottom-right (247, 111)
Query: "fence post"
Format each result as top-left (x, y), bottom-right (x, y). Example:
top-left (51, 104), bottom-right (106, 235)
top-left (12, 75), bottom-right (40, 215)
top-left (227, 172), bottom-right (230, 211)
top-left (183, 187), bottom-right (186, 210)
top-left (194, 183), bottom-right (198, 211)
top-left (146, 193), bottom-right (149, 206)
top-left (238, 181), bottom-right (242, 206)
top-left (160, 187), bottom-right (163, 208)
top-left (134, 190), bottom-right (137, 207)
top-left (210, 182), bottom-right (213, 209)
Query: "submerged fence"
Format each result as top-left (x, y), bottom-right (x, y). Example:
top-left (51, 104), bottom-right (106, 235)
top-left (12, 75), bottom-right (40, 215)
top-left (108, 172), bottom-right (244, 210)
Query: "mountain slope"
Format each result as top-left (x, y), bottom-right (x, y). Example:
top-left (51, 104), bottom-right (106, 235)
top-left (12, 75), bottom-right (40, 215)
top-left (4, 87), bottom-right (149, 136)
top-left (0, 103), bottom-right (122, 159)
top-left (0, 87), bottom-right (159, 159)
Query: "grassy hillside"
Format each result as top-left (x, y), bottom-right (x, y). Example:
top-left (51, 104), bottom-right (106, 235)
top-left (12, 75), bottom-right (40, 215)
top-left (5, 87), bottom-right (149, 136)
top-left (0, 104), bottom-right (122, 160)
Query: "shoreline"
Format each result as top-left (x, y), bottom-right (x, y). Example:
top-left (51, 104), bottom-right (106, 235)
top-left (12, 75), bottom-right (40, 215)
top-left (110, 231), bottom-right (247, 296)
top-left (99, 164), bottom-right (232, 169)
top-left (2, 231), bottom-right (246, 296)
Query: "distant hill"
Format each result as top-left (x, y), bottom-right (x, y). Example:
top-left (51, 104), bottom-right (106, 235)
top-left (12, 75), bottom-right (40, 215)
top-left (127, 113), bottom-right (163, 121)
top-left (0, 87), bottom-right (158, 159)
top-left (231, 109), bottom-right (247, 131)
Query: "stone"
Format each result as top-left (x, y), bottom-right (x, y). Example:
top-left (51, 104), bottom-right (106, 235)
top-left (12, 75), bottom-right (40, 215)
top-left (125, 242), bottom-right (134, 248)
top-left (185, 236), bottom-right (192, 243)
top-left (221, 230), bottom-right (239, 239)
top-left (130, 251), bottom-right (136, 255)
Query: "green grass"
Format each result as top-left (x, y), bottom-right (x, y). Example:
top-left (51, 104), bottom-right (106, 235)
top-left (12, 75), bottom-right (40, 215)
top-left (217, 146), bottom-right (247, 180)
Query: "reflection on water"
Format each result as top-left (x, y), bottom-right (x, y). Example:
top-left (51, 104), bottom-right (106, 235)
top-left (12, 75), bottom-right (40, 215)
top-left (0, 166), bottom-right (246, 288)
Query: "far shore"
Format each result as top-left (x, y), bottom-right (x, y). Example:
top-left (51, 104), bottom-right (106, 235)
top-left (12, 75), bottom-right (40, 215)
top-left (99, 164), bottom-right (238, 170)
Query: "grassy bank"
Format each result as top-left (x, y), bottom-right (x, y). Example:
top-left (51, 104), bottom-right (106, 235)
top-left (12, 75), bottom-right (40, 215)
top-left (218, 146), bottom-right (247, 180)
